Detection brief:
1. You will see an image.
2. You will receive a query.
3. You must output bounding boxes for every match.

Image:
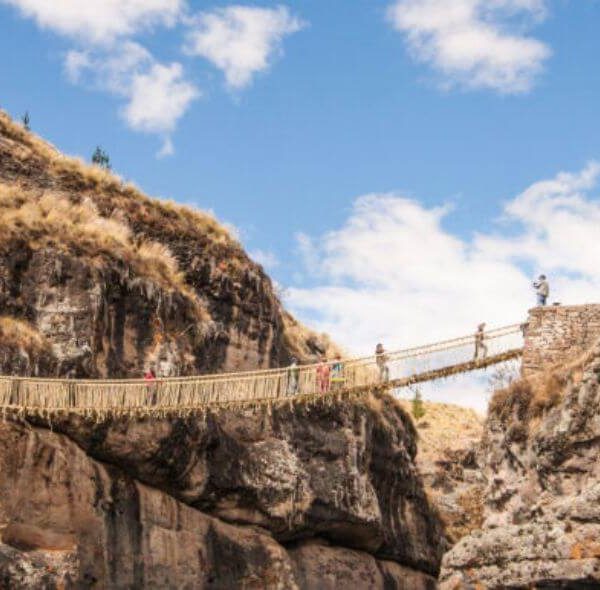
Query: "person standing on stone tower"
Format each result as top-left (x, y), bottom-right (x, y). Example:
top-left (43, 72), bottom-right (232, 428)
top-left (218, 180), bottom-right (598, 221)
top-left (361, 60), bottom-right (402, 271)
top-left (533, 274), bottom-right (549, 306)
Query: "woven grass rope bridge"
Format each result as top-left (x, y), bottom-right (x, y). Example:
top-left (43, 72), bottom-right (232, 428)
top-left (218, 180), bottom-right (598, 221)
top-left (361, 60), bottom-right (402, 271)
top-left (0, 324), bottom-right (523, 418)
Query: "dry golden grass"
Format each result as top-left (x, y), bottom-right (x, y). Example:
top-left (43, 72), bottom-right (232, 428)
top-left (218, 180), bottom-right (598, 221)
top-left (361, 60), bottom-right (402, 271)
top-left (0, 110), bottom-right (339, 361)
top-left (0, 111), bottom-right (239, 249)
top-left (281, 312), bottom-right (343, 361)
top-left (489, 370), bottom-right (567, 425)
top-left (487, 339), bottom-right (600, 426)
top-left (0, 317), bottom-right (50, 354)
top-left (488, 334), bottom-right (600, 424)
top-left (0, 184), bottom-right (203, 313)
top-left (451, 485), bottom-right (485, 541)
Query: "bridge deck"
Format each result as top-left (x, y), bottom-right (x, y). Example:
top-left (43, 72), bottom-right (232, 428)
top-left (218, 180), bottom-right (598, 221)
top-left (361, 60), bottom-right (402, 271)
top-left (0, 345), bottom-right (523, 417)
top-left (382, 348), bottom-right (522, 391)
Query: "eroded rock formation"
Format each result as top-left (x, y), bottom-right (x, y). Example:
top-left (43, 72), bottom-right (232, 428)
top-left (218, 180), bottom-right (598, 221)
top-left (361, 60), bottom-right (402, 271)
top-left (440, 341), bottom-right (600, 589)
top-left (0, 393), bottom-right (445, 588)
top-left (0, 111), bottom-right (338, 379)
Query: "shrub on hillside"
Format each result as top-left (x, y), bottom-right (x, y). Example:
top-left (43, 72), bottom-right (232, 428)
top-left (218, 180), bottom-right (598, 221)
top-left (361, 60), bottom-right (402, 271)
top-left (411, 389), bottom-right (426, 420)
top-left (92, 146), bottom-right (111, 170)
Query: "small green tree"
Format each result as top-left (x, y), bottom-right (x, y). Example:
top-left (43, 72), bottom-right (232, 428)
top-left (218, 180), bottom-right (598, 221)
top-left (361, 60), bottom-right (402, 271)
top-left (411, 389), bottom-right (426, 420)
top-left (22, 111), bottom-right (30, 131)
top-left (91, 146), bottom-right (111, 169)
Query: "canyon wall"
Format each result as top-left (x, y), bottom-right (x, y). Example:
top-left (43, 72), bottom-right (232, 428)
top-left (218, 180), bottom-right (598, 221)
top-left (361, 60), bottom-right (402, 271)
top-left (0, 394), bottom-right (444, 589)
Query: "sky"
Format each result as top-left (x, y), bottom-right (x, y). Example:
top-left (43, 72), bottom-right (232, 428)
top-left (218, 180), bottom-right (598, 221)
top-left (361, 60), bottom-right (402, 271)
top-left (1, 0), bottom-right (600, 410)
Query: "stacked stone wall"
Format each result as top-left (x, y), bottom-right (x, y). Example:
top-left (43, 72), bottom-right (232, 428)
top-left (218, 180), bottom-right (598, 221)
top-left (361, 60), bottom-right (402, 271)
top-left (522, 304), bottom-right (600, 377)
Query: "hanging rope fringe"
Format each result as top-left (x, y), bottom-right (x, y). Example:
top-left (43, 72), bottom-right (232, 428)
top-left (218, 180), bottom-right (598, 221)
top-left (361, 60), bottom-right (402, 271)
top-left (0, 325), bottom-right (523, 418)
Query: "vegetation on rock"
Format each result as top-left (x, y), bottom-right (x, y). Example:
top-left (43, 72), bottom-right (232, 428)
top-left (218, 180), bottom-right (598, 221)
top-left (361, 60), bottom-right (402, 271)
top-left (0, 110), bottom-right (340, 376)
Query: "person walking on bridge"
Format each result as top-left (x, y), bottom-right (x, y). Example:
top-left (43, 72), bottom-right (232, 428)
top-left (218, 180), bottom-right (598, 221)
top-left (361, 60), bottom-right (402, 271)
top-left (474, 323), bottom-right (488, 360)
top-left (533, 274), bottom-right (549, 306)
top-left (375, 343), bottom-right (390, 383)
top-left (331, 354), bottom-right (346, 391)
top-left (316, 356), bottom-right (331, 394)
top-left (145, 365), bottom-right (158, 405)
top-left (287, 357), bottom-right (300, 395)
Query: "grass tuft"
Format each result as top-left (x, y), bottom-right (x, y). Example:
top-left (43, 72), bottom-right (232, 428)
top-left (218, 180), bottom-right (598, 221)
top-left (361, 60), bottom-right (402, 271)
top-left (0, 184), bottom-right (204, 315)
top-left (0, 109), bottom-right (338, 363)
top-left (0, 317), bottom-right (51, 354)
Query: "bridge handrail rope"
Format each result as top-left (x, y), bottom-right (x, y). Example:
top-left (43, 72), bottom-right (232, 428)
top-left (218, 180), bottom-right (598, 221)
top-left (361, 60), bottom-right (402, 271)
top-left (0, 324), bottom-right (524, 415)
top-left (0, 323), bottom-right (522, 384)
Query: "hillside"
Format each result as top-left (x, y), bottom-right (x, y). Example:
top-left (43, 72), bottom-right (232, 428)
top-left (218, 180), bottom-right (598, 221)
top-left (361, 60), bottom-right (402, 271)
top-left (397, 400), bottom-right (486, 543)
top-left (0, 111), bottom-right (338, 378)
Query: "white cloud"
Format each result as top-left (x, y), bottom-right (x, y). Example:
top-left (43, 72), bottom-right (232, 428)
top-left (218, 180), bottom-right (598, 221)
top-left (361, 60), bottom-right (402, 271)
top-left (124, 61), bottom-right (199, 135)
top-left (387, 0), bottom-right (551, 93)
top-left (287, 163), bottom-right (600, 364)
top-left (1, 0), bottom-right (184, 45)
top-left (66, 42), bottom-right (199, 155)
top-left (250, 249), bottom-right (280, 269)
top-left (157, 137), bottom-right (175, 158)
top-left (6, 1), bottom-right (304, 148)
top-left (5, 0), bottom-right (196, 152)
top-left (184, 5), bottom-right (305, 88)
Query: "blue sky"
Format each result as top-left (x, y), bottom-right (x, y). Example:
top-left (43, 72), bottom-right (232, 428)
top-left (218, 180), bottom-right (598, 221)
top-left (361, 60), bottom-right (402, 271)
top-left (2, 1), bottom-right (600, 409)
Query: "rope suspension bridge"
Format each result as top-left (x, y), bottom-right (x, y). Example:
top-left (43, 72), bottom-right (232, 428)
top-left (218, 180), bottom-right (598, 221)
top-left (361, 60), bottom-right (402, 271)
top-left (0, 324), bottom-right (524, 418)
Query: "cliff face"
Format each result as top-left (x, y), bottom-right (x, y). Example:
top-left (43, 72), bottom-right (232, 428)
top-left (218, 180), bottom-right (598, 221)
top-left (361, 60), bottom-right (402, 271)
top-left (0, 112), bottom-right (337, 379)
top-left (0, 393), bottom-right (444, 588)
top-left (440, 341), bottom-right (600, 589)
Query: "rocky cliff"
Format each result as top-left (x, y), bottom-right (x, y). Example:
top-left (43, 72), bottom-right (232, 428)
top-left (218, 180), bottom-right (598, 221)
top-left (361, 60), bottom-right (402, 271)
top-left (0, 111), bottom-right (337, 379)
top-left (0, 393), bottom-right (445, 588)
top-left (0, 111), bottom-right (450, 588)
top-left (440, 341), bottom-right (600, 588)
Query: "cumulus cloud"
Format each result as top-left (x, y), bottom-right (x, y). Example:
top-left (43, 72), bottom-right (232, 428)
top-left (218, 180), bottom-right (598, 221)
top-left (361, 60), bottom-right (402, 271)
top-left (66, 42), bottom-right (199, 154)
top-left (4, 1), bottom-right (304, 148)
top-left (124, 62), bottom-right (199, 135)
top-left (4, 0), bottom-right (197, 153)
top-left (287, 163), bottom-right (600, 358)
top-left (184, 5), bottom-right (305, 88)
top-left (387, 0), bottom-right (551, 93)
top-left (1, 0), bottom-right (184, 45)
top-left (287, 163), bottom-right (600, 411)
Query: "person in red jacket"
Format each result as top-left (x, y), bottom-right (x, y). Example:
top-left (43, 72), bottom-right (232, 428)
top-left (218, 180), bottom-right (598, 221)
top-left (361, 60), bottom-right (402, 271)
top-left (144, 366), bottom-right (158, 404)
top-left (316, 357), bottom-right (331, 394)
